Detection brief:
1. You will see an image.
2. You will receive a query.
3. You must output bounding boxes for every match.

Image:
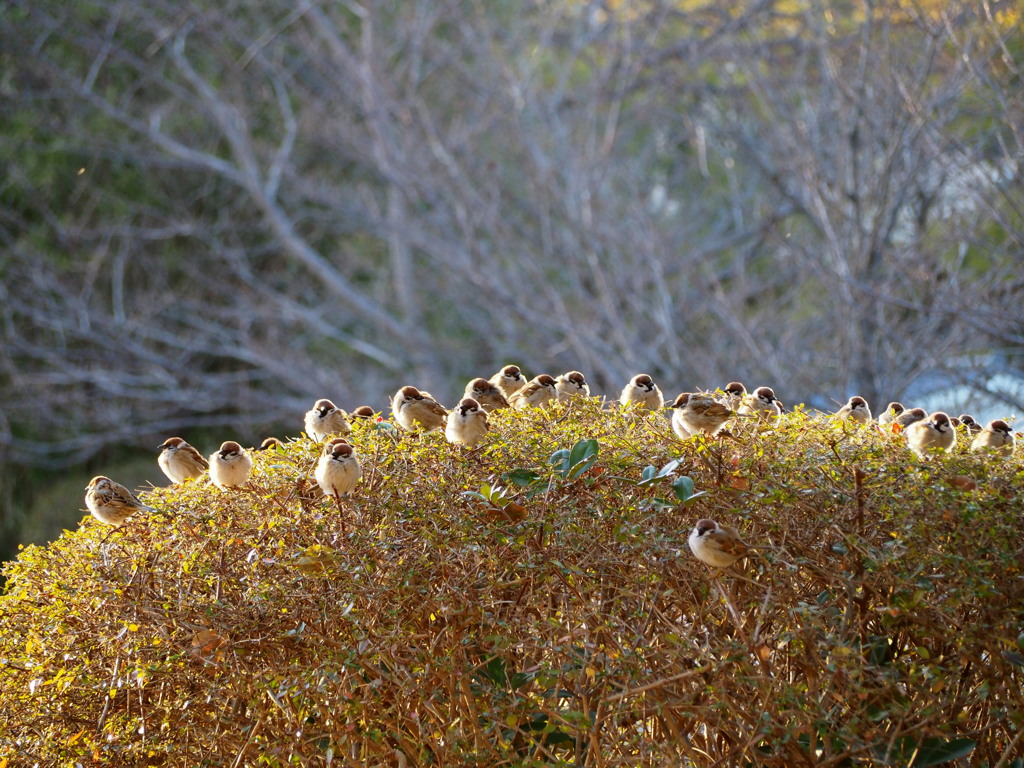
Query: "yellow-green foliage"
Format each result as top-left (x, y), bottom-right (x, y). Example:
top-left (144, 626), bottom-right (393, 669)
top-left (1, 401), bottom-right (1022, 766)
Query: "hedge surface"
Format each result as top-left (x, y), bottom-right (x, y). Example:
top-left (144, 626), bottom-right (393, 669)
top-left (1, 400), bottom-right (1022, 766)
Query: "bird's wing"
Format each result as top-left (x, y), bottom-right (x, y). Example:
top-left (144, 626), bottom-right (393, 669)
top-left (709, 528), bottom-right (748, 557)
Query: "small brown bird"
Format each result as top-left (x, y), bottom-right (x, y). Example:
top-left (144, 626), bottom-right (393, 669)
top-left (489, 365), bottom-right (526, 399)
top-left (720, 382), bottom-right (748, 411)
top-left (463, 377), bottom-right (510, 412)
top-left (835, 396), bottom-right (872, 423)
top-left (620, 374), bottom-right (664, 410)
top-left (350, 406), bottom-right (377, 420)
top-left (877, 402), bottom-right (905, 425)
top-left (893, 407), bottom-right (927, 429)
top-left (304, 399), bottom-right (352, 441)
top-left (158, 437), bottom-right (209, 483)
top-left (905, 412), bottom-right (956, 459)
top-left (315, 440), bottom-right (362, 498)
top-left (445, 397), bottom-right (490, 446)
top-left (509, 375), bottom-right (558, 409)
top-left (971, 419), bottom-right (1015, 458)
top-left (85, 476), bottom-right (156, 526)
top-left (255, 437), bottom-right (284, 451)
top-left (315, 440), bottom-right (361, 533)
top-left (738, 386), bottom-right (782, 417)
top-left (391, 386), bottom-right (448, 431)
top-left (670, 392), bottom-right (738, 437)
top-left (554, 371), bottom-right (590, 401)
top-left (688, 519), bottom-right (750, 568)
top-left (209, 441), bottom-right (253, 488)
top-left (958, 414), bottom-right (982, 435)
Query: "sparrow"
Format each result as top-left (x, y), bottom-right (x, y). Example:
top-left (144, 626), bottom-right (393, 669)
top-left (971, 419), bottom-right (1015, 458)
top-left (738, 386), bottom-right (782, 417)
top-left (314, 440), bottom-right (362, 498)
top-left (554, 371), bottom-right (590, 401)
top-left (720, 382), bottom-right (747, 411)
top-left (958, 414), bottom-right (982, 435)
top-left (688, 519), bottom-right (750, 568)
top-left (445, 397), bottom-right (490, 447)
top-left (85, 476), bottom-right (156, 526)
top-left (670, 392), bottom-right (738, 437)
top-left (893, 407), bottom-right (927, 429)
top-left (489, 365), bottom-right (526, 399)
top-left (255, 437), bottom-right (283, 451)
top-left (509, 375), bottom-right (558, 409)
top-left (905, 412), bottom-right (956, 459)
top-left (209, 441), bottom-right (254, 488)
top-left (391, 386), bottom-right (448, 431)
top-left (463, 377), bottom-right (510, 412)
top-left (157, 436), bottom-right (209, 483)
top-left (620, 374), bottom-right (664, 410)
top-left (835, 396), bottom-right (872, 423)
top-left (351, 406), bottom-right (377, 420)
top-left (877, 402), bottom-right (905, 425)
top-left (304, 399), bottom-right (352, 441)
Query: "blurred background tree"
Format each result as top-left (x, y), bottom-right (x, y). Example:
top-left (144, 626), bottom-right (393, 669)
top-left (1, 0), bottom-right (1021, 552)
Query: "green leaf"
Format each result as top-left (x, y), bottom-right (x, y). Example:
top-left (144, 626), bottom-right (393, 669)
top-left (671, 476), bottom-right (695, 503)
top-left (639, 465), bottom-right (657, 485)
top-left (566, 439), bottom-right (600, 480)
top-left (475, 655), bottom-right (509, 687)
top-left (549, 449), bottom-right (571, 477)
top-left (909, 737), bottom-right (976, 767)
top-left (875, 736), bottom-right (976, 767)
top-left (567, 454), bottom-right (599, 480)
top-left (504, 468), bottom-right (542, 487)
top-left (657, 458), bottom-right (682, 477)
top-left (509, 669), bottom-right (538, 689)
top-left (567, 438), bottom-right (599, 468)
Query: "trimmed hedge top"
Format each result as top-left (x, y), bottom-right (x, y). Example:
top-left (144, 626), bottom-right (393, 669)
top-left (1, 399), bottom-right (1022, 766)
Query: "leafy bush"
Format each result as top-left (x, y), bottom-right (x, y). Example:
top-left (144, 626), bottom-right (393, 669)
top-left (1, 401), bottom-right (1021, 766)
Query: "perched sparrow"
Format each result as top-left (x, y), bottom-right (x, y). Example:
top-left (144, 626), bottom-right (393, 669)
top-left (509, 375), bottom-right (558, 409)
top-left (255, 437), bottom-right (283, 451)
top-left (835, 396), bottom-right (872, 423)
top-left (738, 386), bottom-right (782, 417)
top-left (620, 374), bottom-right (664, 410)
top-left (971, 419), bottom-right (1015, 458)
top-left (949, 417), bottom-right (962, 428)
top-left (463, 377), bottom-right (510, 412)
top-left (304, 399), bottom-right (352, 441)
top-left (315, 440), bottom-right (362, 498)
top-left (670, 409), bottom-right (691, 439)
top-left (958, 414), bottom-right (982, 435)
top-left (905, 412), bottom-right (956, 460)
top-left (720, 382), bottom-right (748, 411)
top-left (893, 407), bottom-right (927, 429)
top-left (554, 371), bottom-right (590, 401)
top-left (688, 519), bottom-right (750, 568)
top-left (209, 441), bottom-right (253, 488)
top-left (157, 436), bottom-right (209, 483)
top-left (670, 392), bottom-right (737, 437)
top-left (392, 386), bottom-right (448, 431)
top-left (351, 405), bottom-right (377, 420)
top-left (85, 476), bottom-right (156, 527)
top-left (445, 397), bottom-right (490, 447)
top-left (877, 402), bottom-right (905, 425)
top-left (489, 365), bottom-right (526, 399)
